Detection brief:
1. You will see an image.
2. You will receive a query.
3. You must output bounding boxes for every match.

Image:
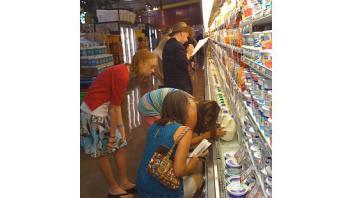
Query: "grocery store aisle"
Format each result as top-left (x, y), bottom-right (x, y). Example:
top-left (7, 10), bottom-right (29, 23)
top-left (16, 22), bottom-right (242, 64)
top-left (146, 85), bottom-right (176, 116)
top-left (80, 68), bottom-right (205, 198)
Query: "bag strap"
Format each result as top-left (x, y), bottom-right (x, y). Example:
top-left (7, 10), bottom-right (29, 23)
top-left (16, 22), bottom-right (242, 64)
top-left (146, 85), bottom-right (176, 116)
top-left (166, 126), bottom-right (189, 158)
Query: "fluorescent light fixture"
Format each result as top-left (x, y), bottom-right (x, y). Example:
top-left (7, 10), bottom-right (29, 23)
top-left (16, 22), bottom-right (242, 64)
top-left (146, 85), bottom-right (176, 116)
top-left (202, 0), bottom-right (214, 32)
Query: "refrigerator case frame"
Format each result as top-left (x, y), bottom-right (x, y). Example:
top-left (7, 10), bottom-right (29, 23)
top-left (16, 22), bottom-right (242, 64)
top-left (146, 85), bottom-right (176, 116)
top-left (120, 25), bottom-right (137, 64)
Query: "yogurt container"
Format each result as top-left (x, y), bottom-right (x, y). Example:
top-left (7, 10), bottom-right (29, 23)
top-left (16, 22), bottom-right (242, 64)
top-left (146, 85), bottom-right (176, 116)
top-left (266, 187), bottom-right (272, 198)
top-left (254, 151), bottom-right (264, 169)
top-left (259, 112), bottom-right (267, 131)
top-left (262, 51), bottom-right (272, 68)
top-left (265, 90), bottom-right (272, 107)
top-left (262, 105), bottom-right (271, 117)
top-left (224, 151), bottom-right (236, 160)
top-left (226, 175), bottom-right (241, 185)
top-left (262, 31), bottom-right (272, 49)
top-left (244, 93), bottom-right (251, 106)
top-left (248, 127), bottom-right (256, 139)
top-left (250, 145), bottom-right (260, 152)
top-left (225, 158), bottom-right (240, 167)
top-left (265, 176), bottom-right (272, 188)
top-left (264, 119), bottom-right (272, 137)
top-left (253, 32), bottom-right (262, 48)
top-left (227, 183), bottom-right (249, 198)
top-left (225, 158), bottom-right (242, 175)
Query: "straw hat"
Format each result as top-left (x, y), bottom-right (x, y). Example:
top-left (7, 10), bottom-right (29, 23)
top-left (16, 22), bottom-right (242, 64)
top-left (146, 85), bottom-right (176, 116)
top-left (169, 22), bottom-right (195, 37)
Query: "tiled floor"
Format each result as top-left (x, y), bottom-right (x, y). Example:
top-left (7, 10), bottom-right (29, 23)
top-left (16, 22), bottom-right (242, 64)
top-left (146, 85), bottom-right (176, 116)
top-left (80, 68), bottom-right (205, 198)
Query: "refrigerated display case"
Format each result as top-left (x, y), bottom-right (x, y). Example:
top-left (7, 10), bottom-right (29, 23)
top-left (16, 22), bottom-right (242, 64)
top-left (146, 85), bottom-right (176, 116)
top-left (120, 25), bottom-right (137, 64)
top-left (202, 0), bottom-right (272, 197)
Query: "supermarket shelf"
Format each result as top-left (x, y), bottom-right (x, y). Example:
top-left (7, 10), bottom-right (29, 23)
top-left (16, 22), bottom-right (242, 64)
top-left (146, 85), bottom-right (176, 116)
top-left (253, 13), bottom-right (272, 26)
top-left (211, 46), bottom-right (272, 155)
top-left (211, 39), bottom-right (242, 53)
top-left (241, 56), bottom-right (272, 79)
top-left (206, 55), bottom-right (242, 198)
top-left (241, 13), bottom-right (272, 27)
top-left (242, 45), bottom-right (271, 52)
top-left (210, 45), bottom-right (271, 197)
top-left (244, 141), bottom-right (268, 198)
top-left (242, 101), bottom-right (272, 154)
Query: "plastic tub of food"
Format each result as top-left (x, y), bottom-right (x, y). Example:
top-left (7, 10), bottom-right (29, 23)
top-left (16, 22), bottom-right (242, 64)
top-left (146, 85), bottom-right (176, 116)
top-left (227, 183), bottom-right (249, 198)
top-left (253, 32), bottom-right (262, 48)
top-left (250, 145), bottom-right (260, 152)
top-left (226, 175), bottom-right (241, 185)
top-left (262, 31), bottom-right (272, 49)
top-left (262, 51), bottom-right (272, 68)
top-left (224, 151), bottom-right (236, 160)
top-left (254, 151), bottom-right (264, 169)
top-left (220, 114), bottom-right (237, 141)
top-left (225, 158), bottom-right (242, 175)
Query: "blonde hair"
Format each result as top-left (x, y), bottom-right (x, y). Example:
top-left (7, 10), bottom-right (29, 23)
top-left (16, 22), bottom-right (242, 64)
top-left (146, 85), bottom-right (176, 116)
top-left (130, 49), bottom-right (157, 76)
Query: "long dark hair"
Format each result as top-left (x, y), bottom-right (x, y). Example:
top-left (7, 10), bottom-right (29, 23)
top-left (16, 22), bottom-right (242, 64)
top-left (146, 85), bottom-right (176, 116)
top-left (155, 91), bottom-right (192, 126)
top-left (193, 101), bottom-right (220, 136)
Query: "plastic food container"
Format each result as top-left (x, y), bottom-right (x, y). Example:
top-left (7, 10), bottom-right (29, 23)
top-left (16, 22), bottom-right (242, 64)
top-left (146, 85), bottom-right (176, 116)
top-left (262, 31), bottom-right (272, 49)
top-left (253, 151), bottom-right (264, 169)
top-left (264, 118), bottom-right (272, 137)
top-left (244, 93), bottom-right (251, 106)
top-left (266, 187), bottom-right (272, 198)
top-left (227, 183), bottom-right (249, 198)
top-left (262, 51), bottom-right (272, 68)
top-left (253, 32), bottom-right (262, 48)
top-left (224, 151), bottom-right (236, 160)
top-left (250, 145), bottom-right (260, 152)
top-left (254, 51), bottom-right (262, 64)
top-left (225, 158), bottom-right (242, 175)
top-left (265, 176), bottom-right (272, 188)
top-left (220, 114), bottom-right (237, 141)
top-left (226, 175), bottom-right (241, 185)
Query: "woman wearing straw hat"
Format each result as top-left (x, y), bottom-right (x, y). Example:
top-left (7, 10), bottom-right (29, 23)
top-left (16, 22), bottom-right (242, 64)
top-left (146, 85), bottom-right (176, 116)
top-left (162, 22), bottom-right (195, 95)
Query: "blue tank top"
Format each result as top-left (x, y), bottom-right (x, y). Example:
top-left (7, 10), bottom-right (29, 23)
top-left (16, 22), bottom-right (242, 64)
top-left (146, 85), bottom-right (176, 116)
top-left (136, 122), bottom-right (184, 197)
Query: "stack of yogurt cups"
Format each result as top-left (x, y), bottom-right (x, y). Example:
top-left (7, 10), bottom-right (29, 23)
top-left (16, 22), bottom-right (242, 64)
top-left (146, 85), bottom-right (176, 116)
top-left (223, 151), bottom-right (249, 198)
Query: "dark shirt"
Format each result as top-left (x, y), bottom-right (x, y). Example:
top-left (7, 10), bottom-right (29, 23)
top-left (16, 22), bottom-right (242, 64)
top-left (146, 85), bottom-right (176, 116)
top-left (162, 38), bottom-right (193, 94)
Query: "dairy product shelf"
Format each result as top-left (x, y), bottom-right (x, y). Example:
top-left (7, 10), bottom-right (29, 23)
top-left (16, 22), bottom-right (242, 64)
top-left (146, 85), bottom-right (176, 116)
top-left (241, 56), bottom-right (272, 79)
top-left (211, 46), bottom-right (272, 155)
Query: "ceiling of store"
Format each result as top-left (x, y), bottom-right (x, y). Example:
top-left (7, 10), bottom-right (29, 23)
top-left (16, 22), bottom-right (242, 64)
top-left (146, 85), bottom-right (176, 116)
top-left (109, 0), bottom-right (199, 12)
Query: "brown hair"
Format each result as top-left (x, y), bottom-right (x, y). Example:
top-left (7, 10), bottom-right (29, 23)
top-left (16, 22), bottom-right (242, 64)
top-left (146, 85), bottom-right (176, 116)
top-left (193, 101), bottom-right (220, 136)
top-left (155, 91), bottom-right (193, 126)
top-left (130, 49), bottom-right (157, 77)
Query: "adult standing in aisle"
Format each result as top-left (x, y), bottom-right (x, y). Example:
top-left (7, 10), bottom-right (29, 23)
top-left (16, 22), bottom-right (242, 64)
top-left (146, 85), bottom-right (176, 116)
top-left (152, 28), bottom-right (172, 84)
top-left (80, 49), bottom-right (157, 198)
top-left (162, 22), bottom-right (195, 94)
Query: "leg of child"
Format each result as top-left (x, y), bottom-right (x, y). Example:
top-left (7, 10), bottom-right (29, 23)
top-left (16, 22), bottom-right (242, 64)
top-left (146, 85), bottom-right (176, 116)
top-left (113, 147), bottom-right (136, 190)
top-left (98, 156), bottom-right (132, 196)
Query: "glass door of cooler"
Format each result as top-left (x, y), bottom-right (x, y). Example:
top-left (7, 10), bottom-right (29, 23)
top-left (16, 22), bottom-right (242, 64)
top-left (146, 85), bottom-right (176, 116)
top-left (120, 26), bottom-right (128, 63)
top-left (129, 27), bottom-right (136, 58)
top-left (120, 26), bottom-right (136, 64)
